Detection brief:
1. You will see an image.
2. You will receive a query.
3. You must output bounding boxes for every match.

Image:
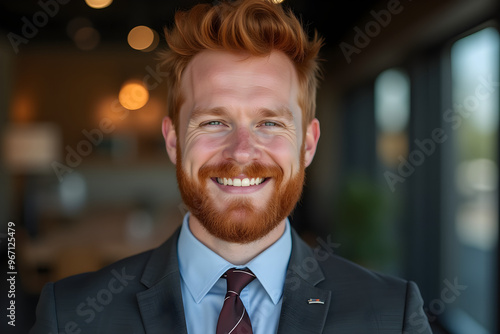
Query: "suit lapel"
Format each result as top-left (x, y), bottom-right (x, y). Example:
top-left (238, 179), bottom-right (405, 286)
top-left (134, 226), bottom-right (332, 334)
top-left (137, 228), bottom-right (188, 334)
top-left (277, 229), bottom-right (332, 334)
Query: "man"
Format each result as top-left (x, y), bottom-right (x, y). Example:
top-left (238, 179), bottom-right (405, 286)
top-left (31, 0), bottom-right (432, 333)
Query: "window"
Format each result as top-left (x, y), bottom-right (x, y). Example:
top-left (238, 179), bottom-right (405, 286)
top-left (442, 27), bottom-right (499, 333)
top-left (375, 68), bottom-right (411, 169)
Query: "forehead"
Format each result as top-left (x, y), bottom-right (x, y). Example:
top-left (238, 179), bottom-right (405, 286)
top-left (185, 50), bottom-right (297, 87)
top-left (179, 50), bottom-right (301, 119)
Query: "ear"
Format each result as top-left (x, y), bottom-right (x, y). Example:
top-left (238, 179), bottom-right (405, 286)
top-left (162, 117), bottom-right (177, 165)
top-left (303, 118), bottom-right (320, 167)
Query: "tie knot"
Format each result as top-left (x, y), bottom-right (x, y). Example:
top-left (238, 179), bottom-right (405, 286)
top-left (224, 268), bottom-right (256, 294)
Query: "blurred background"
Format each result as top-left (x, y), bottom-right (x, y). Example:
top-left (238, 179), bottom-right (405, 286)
top-left (0, 0), bottom-right (498, 333)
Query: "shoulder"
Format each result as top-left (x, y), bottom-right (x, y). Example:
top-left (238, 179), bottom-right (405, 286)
top-left (31, 248), bottom-right (157, 333)
top-left (49, 248), bottom-right (155, 325)
top-left (289, 230), bottom-right (422, 327)
top-left (31, 230), bottom-right (181, 333)
top-left (318, 254), bottom-right (430, 332)
top-left (318, 252), bottom-right (412, 311)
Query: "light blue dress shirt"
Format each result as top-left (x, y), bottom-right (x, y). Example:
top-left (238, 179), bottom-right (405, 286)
top-left (177, 213), bottom-right (292, 334)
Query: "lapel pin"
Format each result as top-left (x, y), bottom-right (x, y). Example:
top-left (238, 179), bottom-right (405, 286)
top-left (307, 298), bottom-right (325, 305)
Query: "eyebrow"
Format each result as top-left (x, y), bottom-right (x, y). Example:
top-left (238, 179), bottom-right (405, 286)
top-left (190, 107), bottom-right (226, 119)
top-left (257, 107), bottom-right (294, 121)
top-left (190, 106), bottom-right (294, 121)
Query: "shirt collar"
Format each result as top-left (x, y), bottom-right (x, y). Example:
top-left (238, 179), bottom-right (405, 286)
top-left (245, 221), bottom-right (291, 304)
top-left (177, 213), bottom-right (292, 305)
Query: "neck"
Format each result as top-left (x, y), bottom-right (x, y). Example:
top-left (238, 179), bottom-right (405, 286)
top-left (188, 215), bottom-right (286, 265)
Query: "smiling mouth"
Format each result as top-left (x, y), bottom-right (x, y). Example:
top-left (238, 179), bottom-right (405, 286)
top-left (216, 177), bottom-right (267, 187)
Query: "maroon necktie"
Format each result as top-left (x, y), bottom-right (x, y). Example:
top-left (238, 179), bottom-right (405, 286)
top-left (216, 268), bottom-right (256, 334)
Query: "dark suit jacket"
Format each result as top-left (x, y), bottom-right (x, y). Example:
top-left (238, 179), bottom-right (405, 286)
top-left (31, 227), bottom-right (432, 333)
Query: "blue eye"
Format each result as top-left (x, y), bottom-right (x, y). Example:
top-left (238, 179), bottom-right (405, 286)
top-left (264, 121), bottom-right (277, 126)
top-left (203, 121), bottom-right (223, 126)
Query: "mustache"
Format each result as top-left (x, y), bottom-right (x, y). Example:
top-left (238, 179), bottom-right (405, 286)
top-left (198, 161), bottom-right (283, 182)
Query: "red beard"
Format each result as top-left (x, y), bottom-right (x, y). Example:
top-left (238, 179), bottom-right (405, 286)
top-left (176, 146), bottom-right (305, 244)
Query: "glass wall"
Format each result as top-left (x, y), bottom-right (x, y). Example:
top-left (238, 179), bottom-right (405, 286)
top-left (443, 27), bottom-right (499, 333)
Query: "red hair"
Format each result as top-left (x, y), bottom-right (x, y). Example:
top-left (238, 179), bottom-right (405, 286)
top-left (161, 0), bottom-right (324, 132)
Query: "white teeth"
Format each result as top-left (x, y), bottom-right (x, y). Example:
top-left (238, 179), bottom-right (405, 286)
top-left (216, 177), bottom-right (266, 187)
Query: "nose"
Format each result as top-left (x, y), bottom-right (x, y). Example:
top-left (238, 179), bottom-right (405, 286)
top-left (222, 126), bottom-right (261, 164)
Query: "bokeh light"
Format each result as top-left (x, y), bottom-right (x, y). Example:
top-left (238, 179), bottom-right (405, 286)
top-left (127, 25), bottom-right (159, 52)
top-left (11, 94), bottom-right (35, 123)
top-left (85, 0), bottom-right (113, 9)
top-left (118, 80), bottom-right (149, 110)
top-left (375, 69), bottom-right (410, 133)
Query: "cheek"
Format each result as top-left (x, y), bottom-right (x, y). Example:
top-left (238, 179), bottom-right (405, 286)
top-left (263, 137), bottom-right (301, 174)
top-left (182, 135), bottom-right (227, 172)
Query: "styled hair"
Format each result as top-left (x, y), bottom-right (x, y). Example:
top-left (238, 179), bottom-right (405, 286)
top-left (161, 0), bottom-right (323, 132)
